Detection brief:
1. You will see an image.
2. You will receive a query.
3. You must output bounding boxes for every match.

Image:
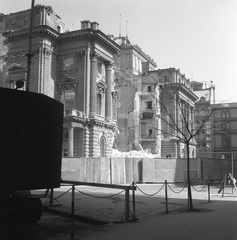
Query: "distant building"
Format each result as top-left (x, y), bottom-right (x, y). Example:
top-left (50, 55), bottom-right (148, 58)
top-left (112, 41), bottom-right (199, 158)
top-left (142, 68), bottom-right (198, 158)
top-left (0, 5), bottom-right (121, 157)
top-left (211, 102), bottom-right (237, 161)
top-left (192, 81), bottom-right (215, 158)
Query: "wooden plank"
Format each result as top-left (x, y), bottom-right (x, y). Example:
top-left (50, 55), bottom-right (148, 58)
top-left (61, 180), bottom-right (136, 190)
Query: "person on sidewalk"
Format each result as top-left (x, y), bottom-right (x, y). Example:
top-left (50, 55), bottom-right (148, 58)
top-left (228, 173), bottom-right (237, 189)
top-left (218, 173), bottom-right (237, 193)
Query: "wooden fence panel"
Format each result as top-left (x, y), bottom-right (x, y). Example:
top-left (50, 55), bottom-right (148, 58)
top-left (62, 157), bottom-right (200, 184)
top-left (100, 157), bottom-right (111, 184)
top-left (111, 157), bottom-right (126, 184)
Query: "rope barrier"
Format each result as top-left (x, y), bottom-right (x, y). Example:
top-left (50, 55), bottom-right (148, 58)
top-left (135, 183), bottom-right (165, 196)
top-left (40, 180), bottom-right (214, 224)
top-left (167, 182), bottom-right (187, 194)
top-left (191, 182), bottom-right (207, 192)
top-left (75, 188), bottom-right (126, 199)
top-left (42, 187), bottom-right (72, 206)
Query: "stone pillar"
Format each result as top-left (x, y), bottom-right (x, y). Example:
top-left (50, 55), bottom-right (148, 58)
top-left (105, 62), bottom-right (113, 121)
top-left (90, 51), bottom-right (99, 118)
top-left (83, 126), bottom-right (90, 157)
top-left (68, 126), bottom-right (74, 157)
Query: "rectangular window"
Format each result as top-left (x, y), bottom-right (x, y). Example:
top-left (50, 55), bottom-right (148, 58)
top-left (148, 129), bottom-right (153, 137)
top-left (147, 86), bottom-right (152, 92)
top-left (96, 93), bottom-right (102, 115)
top-left (147, 101), bottom-right (152, 110)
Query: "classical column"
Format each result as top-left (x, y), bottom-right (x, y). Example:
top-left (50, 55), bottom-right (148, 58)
top-left (90, 51), bottom-right (99, 118)
top-left (75, 51), bottom-right (86, 112)
top-left (68, 126), bottom-right (74, 157)
top-left (105, 62), bottom-right (113, 121)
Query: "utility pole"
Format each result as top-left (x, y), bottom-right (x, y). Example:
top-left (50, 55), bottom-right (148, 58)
top-left (26, 0), bottom-right (35, 91)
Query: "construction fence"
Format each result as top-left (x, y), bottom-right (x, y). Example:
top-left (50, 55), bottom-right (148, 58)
top-left (62, 157), bottom-right (201, 184)
top-left (62, 157), bottom-right (237, 184)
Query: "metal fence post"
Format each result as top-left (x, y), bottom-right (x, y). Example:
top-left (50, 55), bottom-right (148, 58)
top-left (132, 182), bottom-right (136, 221)
top-left (208, 181), bottom-right (210, 203)
top-left (165, 180), bottom-right (168, 214)
top-left (70, 185), bottom-right (75, 240)
top-left (125, 187), bottom-right (130, 220)
top-left (50, 188), bottom-right (54, 205)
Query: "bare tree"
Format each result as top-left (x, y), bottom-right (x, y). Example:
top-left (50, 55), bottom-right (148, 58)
top-left (151, 83), bottom-right (217, 210)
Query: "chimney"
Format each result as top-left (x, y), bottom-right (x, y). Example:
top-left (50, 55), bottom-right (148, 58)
top-left (91, 22), bottom-right (99, 30)
top-left (81, 20), bottom-right (91, 29)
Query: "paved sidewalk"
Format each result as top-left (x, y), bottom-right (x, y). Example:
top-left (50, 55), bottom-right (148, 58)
top-left (77, 200), bottom-right (237, 240)
top-left (15, 183), bottom-right (237, 239)
top-left (42, 183), bottom-right (237, 223)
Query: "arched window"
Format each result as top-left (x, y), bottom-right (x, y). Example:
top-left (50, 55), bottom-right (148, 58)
top-left (221, 111), bottom-right (230, 119)
top-left (57, 25), bottom-right (62, 33)
top-left (226, 111), bottom-right (230, 118)
top-left (221, 111), bottom-right (226, 119)
top-left (100, 136), bottom-right (106, 157)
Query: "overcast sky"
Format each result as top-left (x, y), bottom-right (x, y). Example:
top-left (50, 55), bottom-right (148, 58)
top-left (2, 0), bottom-right (237, 103)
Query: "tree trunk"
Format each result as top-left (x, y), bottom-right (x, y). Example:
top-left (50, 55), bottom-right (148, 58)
top-left (187, 141), bottom-right (193, 210)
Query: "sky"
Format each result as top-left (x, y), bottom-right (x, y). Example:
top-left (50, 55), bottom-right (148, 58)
top-left (2, 0), bottom-right (237, 103)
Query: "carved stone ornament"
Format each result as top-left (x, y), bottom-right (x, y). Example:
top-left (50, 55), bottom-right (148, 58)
top-left (6, 51), bottom-right (28, 62)
top-left (35, 5), bottom-right (43, 14)
top-left (96, 85), bottom-right (105, 94)
top-left (43, 48), bottom-right (51, 56)
top-left (35, 5), bottom-right (53, 15)
top-left (45, 6), bottom-right (53, 15)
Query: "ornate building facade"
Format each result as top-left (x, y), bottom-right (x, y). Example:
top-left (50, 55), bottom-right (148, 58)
top-left (0, 5), bottom-right (120, 157)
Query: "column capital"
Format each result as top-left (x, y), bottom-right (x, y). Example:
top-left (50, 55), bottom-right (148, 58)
top-left (75, 50), bottom-right (86, 60)
top-left (90, 51), bottom-right (100, 61)
top-left (106, 61), bottom-right (113, 70)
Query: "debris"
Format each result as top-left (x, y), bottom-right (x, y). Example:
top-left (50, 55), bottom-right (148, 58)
top-left (111, 149), bottom-right (158, 158)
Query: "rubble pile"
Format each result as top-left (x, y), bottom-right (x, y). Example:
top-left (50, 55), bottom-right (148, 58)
top-left (111, 149), bottom-right (158, 158)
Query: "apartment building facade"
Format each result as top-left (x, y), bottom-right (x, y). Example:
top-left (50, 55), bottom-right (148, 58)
top-left (212, 102), bottom-right (237, 160)
top-left (112, 35), bottom-right (157, 152)
top-left (137, 68), bottom-right (198, 158)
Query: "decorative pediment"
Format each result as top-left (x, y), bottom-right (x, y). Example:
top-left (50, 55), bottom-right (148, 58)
top-left (7, 63), bottom-right (26, 72)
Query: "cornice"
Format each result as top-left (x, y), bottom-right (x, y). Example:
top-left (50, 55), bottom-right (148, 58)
top-left (59, 29), bottom-right (121, 54)
top-left (59, 29), bottom-right (93, 41)
top-left (89, 118), bottom-right (117, 130)
top-left (6, 25), bottom-right (60, 40)
top-left (94, 30), bottom-right (121, 54)
top-left (164, 83), bottom-right (198, 102)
